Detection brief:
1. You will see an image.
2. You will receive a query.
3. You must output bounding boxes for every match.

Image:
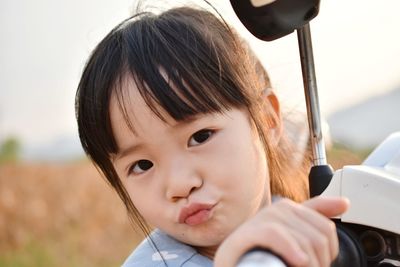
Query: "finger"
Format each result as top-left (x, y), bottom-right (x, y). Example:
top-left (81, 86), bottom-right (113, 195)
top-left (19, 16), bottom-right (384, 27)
top-left (215, 222), bottom-right (307, 267)
top-left (291, 202), bottom-right (340, 261)
top-left (255, 222), bottom-right (310, 267)
top-left (291, 230), bottom-right (320, 267)
top-left (303, 196), bottom-right (350, 218)
top-left (274, 208), bottom-right (331, 267)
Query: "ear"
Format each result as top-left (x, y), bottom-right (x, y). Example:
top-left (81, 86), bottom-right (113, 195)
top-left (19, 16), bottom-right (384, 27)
top-left (262, 88), bottom-right (283, 146)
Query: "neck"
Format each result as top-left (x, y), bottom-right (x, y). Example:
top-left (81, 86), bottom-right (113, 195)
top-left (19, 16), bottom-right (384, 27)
top-left (195, 245), bottom-right (218, 259)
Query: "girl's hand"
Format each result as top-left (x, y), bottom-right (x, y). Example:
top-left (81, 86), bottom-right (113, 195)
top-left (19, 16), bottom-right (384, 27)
top-left (214, 196), bottom-right (350, 267)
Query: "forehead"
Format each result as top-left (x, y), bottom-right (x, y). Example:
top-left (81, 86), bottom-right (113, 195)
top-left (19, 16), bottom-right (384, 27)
top-left (109, 74), bottom-right (205, 148)
top-left (107, 61), bottom-right (255, 154)
top-left (112, 68), bottom-right (202, 114)
top-left (109, 75), bottom-right (168, 137)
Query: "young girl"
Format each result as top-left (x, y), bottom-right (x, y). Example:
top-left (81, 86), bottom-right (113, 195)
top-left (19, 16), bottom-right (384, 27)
top-left (75, 5), bottom-right (349, 267)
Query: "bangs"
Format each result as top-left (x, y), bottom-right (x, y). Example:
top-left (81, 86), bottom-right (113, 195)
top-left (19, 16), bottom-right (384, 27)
top-left (114, 7), bottom-right (250, 124)
top-left (77, 7), bottom-right (258, 159)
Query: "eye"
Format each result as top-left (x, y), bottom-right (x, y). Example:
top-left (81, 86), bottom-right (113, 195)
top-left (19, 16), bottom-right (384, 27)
top-left (188, 129), bottom-right (214, 147)
top-left (129, 160), bottom-right (153, 175)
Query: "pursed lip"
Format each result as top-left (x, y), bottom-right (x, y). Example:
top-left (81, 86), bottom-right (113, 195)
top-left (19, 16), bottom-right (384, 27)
top-left (178, 203), bottom-right (216, 225)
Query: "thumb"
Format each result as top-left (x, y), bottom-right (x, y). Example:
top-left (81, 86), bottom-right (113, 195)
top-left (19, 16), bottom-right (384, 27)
top-left (303, 196), bottom-right (350, 218)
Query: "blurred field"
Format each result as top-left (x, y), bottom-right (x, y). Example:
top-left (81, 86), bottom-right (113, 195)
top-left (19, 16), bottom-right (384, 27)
top-left (327, 143), bottom-right (368, 170)
top-left (0, 145), bottom-right (366, 267)
top-left (0, 161), bottom-right (144, 267)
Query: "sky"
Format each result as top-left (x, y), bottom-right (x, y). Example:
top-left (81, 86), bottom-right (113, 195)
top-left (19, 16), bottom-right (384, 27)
top-left (1, 0), bottom-right (400, 146)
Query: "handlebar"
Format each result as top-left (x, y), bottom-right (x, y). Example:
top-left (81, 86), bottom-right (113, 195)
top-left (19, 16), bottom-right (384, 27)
top-left (237, 250), bottom-right (287, 267)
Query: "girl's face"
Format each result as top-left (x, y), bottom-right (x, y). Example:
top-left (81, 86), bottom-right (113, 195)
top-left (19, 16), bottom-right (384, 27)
top-left (110, 78), bottom-right (271, 254)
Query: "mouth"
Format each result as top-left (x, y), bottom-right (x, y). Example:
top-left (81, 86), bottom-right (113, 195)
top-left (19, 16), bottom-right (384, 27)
top-left (178, 203), bottom-right (216, 226)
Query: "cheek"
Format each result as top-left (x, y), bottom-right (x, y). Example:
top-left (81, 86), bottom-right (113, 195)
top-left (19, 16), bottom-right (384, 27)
top-left (121, 179), bottom-right (158, 219)
top-left (206, 131), bottom-right (269, 192)
top-left (244, 143), bottom-right (269, 198)
top-left (234, 136), bottom-right (270, 206)
top-left (255, 148), bottom-right (271, 205)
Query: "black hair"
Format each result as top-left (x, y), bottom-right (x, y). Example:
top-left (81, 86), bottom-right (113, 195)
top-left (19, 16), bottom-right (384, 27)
top-left (76, 5), bottom-right (309, 240)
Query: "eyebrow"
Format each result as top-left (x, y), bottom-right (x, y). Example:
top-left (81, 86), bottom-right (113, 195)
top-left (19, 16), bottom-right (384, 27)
top-left (173, 115), bottom-right (201, 128)
top-left (114, 142), bottom-right (143, 161)
top-left (113, 114), bottom-right (205, 161)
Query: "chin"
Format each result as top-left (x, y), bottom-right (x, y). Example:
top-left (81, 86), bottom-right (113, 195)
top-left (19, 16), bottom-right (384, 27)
top-left (182, 234), bottom-right (222, 248)
top-left (181, 222), bottom-right (231, 247)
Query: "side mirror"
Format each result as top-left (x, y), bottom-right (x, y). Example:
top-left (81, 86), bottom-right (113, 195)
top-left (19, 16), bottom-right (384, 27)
top-left (230, 0), bottom-right (320, 41)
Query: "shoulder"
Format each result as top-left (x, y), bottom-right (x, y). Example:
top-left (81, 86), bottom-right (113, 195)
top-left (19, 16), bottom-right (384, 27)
top-left (121, 229), bottom-right (213, 267)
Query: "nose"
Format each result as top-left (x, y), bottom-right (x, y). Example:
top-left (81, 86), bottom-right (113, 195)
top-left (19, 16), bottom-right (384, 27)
top-left (164, 157), bottom-right (203, 201)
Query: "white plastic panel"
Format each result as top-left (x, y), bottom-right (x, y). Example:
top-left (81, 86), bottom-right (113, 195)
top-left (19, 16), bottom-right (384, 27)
top-left (339, 165), bottom-right (400, 234)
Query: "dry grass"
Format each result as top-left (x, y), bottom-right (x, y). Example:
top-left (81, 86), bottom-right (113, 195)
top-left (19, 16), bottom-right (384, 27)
top-left (327, 144), bottom-right (366, 170)
top-left (0, 161), bottom-right (144, 267)
top-left (0, 145), bottom-right (365, 266)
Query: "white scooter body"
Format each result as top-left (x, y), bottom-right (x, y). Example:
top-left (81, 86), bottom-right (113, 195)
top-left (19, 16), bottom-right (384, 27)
top-left (322, 132), bottom-right (400, 235)
top-left (230, 0), bottom-right (400, 265)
